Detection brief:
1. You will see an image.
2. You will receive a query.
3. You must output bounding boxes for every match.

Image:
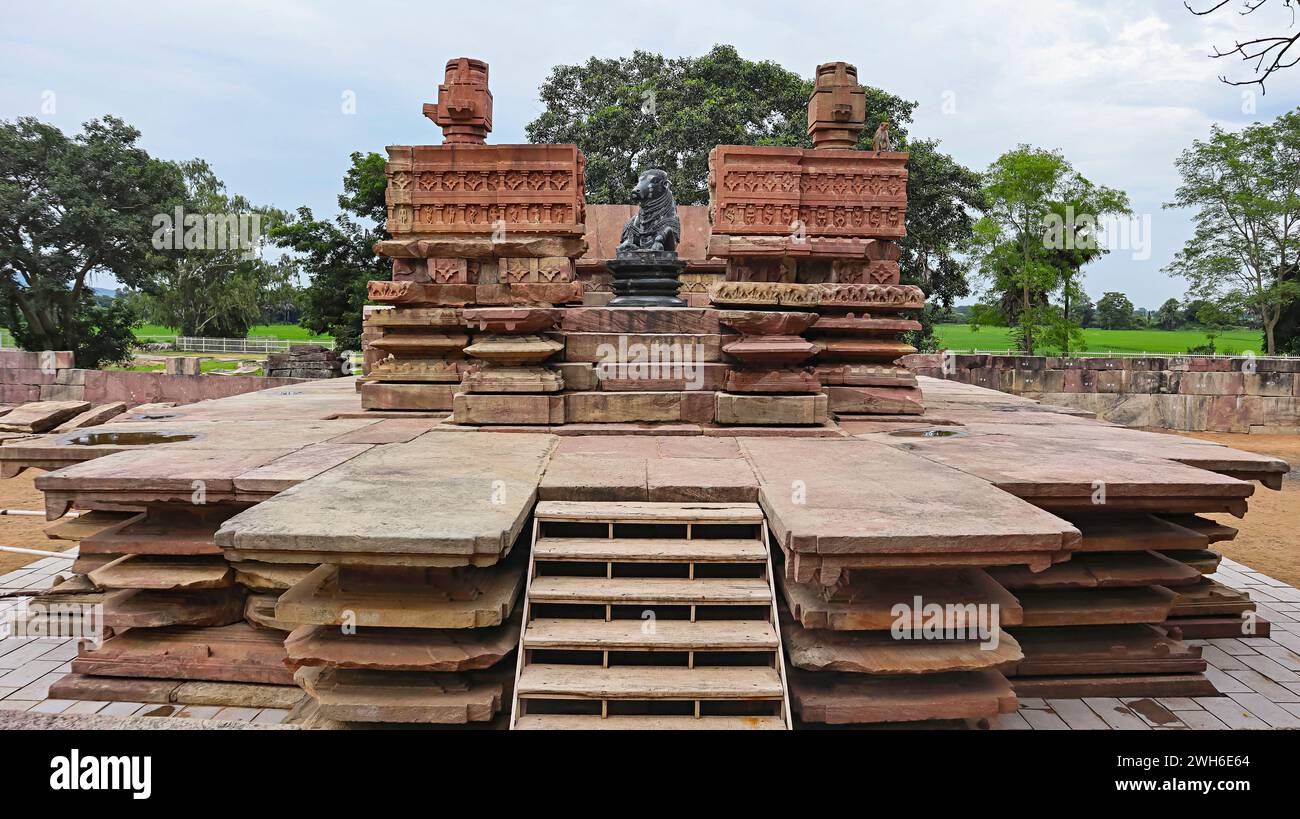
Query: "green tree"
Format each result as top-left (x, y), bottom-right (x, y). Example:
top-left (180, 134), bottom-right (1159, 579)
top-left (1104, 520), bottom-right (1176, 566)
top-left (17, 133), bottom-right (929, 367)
top-left (973, 145), bottom-right (1130, 354)
top-left (1165, 110), bottom-right (1300, 355)
top-left (137, 160), bottom-right (293, 337)
top-left (271, 152), bottom-right (389, 352)
top-left (1155, 298), bottom-right (1183, 330)
top-left (0, 116), bottom-right (184, 366)
top-left (1096, 291), bottom-right (1138, 330)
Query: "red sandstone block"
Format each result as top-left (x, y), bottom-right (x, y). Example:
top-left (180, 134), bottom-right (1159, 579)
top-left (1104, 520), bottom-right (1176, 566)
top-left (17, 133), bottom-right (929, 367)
top-left (1244, 371), bottom-right (1292, 397)
top-left (0, 384), bottom-right (38, 403)
top-left (0, 350), bottom-right (40, 368)
top-left (1, 368), bottom-right (56, 385)
top-left (39, 351), bottom-right (76, 370)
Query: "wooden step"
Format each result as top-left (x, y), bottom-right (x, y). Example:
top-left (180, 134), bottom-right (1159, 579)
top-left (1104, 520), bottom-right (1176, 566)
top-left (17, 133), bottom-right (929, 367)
top-left (534, 537), bottom-right (767, 564)
top-left (535, 500), bottom-right (763, 524)
top-left (528, 576), bottom-right (772, 606)
top-left (517, 664), bottom-right (783, 700)
top-left (524, 618), bottom-right (778, 651)
top-left (514, 714), bottom-right (786, 730)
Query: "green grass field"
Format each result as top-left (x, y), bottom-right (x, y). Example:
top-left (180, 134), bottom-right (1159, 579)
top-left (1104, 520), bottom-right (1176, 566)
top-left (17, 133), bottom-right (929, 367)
top-left (934, 324), bottom-right (1263, 355)
top-left (133, 323), bottom-right (332, 342)
top-left (105, 359), bottom-right (260, 374)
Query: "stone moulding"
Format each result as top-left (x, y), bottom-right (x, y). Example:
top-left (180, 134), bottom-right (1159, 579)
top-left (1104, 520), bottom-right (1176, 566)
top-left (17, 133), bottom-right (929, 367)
top-left (707, 145), bottom-right (909, 240)
top-left (708, 281), bottom-right (925, 310)
top-left (385, 144), bottom-right (586, 237)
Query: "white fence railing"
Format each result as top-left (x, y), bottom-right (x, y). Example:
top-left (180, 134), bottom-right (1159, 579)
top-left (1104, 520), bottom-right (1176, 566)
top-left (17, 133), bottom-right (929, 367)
top-left (170, 336), bottom-right (332, 354)
top-left (945, 349), bottom-right (1299, 360)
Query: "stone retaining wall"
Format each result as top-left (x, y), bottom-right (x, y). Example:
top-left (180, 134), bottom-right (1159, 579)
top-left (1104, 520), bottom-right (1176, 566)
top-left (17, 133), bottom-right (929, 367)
top-left (0, 350), bottom-right (302, 407)
top-left (903, 353), bottom-right (1300, 434)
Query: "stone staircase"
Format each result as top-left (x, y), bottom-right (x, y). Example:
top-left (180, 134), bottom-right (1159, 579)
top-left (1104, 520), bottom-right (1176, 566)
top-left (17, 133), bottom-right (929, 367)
top-left (509, 501), bottom-right (792, 729)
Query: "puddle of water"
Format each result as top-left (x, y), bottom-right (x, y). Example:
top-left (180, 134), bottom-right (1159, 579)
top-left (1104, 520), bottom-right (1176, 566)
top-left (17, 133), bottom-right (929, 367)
top-left (64, 431), bottom-right (198, 446)
top-left (888, 429), bottom-right (965, 439)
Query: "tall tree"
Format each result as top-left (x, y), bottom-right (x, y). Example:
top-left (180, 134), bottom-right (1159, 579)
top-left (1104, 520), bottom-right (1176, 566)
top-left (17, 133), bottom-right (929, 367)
top-left (137, 160), bottom-right (294, 337)
top-left (271, 152), bottom-right (389, 352)
top-left (1165, 110), bottom-right (1300, 355)
top-left (0, 116), bottom-right (184, 366)
top-left (973, 146), bottom-right (1130, 354)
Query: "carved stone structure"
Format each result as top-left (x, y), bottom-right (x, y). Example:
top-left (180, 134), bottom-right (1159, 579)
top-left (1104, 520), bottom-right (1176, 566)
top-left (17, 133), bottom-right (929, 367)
top-left (707, 61), bottom-right (921, 416)
top-left (364, 57), bottom-right (587, 412)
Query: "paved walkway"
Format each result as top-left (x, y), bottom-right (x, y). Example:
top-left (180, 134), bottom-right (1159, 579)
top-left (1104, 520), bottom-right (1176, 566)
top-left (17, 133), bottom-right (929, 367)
top-left (0, 550), bottom-right (292, 725)
top-left (2, 550), bottom-right (1298, 729)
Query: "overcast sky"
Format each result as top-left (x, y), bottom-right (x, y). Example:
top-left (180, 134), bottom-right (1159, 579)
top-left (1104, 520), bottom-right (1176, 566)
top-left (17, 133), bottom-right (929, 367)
top-left (3, 0), bottom-right (1298, 307)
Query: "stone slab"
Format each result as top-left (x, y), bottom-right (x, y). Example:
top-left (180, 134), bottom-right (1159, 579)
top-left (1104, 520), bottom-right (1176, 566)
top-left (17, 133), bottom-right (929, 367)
top-left (215, 432), bottom-right (554, 562)
top-left (742, 437), bottom-right (1079, 556)
top-left (284, 617), bottom-right (520, 672)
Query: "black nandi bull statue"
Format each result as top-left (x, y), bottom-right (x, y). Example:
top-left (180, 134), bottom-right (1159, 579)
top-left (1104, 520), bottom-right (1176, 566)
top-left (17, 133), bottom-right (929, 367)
top-left (607, 168), bottom-right (687, 307)
top-left (617, 169), bottom-right (681, 254)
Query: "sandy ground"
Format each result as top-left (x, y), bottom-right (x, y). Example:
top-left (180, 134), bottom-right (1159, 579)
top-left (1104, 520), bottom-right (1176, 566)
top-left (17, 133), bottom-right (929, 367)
top-left (0, 470), bottom-right (72, 576)
top-left (1181, 433), bottom-right (1300, 588)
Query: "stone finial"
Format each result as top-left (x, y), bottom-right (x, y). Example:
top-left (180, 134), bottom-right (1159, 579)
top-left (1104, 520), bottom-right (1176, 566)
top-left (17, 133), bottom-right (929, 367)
top-left (423, 57), bottom-right (493, 144)
top-left (807, 62), bottom-right (866, 150)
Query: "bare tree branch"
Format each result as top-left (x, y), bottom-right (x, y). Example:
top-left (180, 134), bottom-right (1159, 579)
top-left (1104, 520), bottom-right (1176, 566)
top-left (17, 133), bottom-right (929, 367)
top-left (1188, 0), bottom-right (1300, 92)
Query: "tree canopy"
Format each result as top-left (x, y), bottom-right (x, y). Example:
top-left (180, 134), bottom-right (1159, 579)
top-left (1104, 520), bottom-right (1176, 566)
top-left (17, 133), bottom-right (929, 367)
top-left (0, 116), bottom-right (184, 366)
top-left (1164, 109), bottom-right (1300, 354)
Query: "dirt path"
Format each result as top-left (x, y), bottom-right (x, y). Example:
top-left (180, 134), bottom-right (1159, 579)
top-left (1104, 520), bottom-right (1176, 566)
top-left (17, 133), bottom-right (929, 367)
top-left (0, 471), bottom-right (73, 576)
top-left (1181, 433), bottom-right (1300, 588)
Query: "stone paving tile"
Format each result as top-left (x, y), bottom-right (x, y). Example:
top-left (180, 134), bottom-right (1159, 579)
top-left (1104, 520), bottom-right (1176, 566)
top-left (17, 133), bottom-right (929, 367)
top-left (1227, 669), bottom-right (1300, 702)
top-left (1177, 710), bottom-right (1229, 730)
top-left (1228, 694), bottom-right (1300, 729)
top-left (0, 658), bottom-right (60, 688)
top-left (1157, 698), bottom-right (1202, 711)
top-left (9, 671), bottom-right (65, 701)
top-left (1239, 654), bottom-right (1300, 683)
top-left (1196, 697), bottom-right (1271, 730)
top-left (1202, 646), bottom-right (1248, 669)
top-left (214, 707), bottom-right (261, 721)
top-left (1204, 667), bottom-right (1254, 694)
top-left (1084, 698), bottom-right (1151, 730)
top-left (62, 700), bottom-right (108, 715)
top-left (990, 711), bottom-right (1032, 730)
top-left (1021, 708), bottom-right (1070, 730)
top-left (1047, 699), bottom-right (1109, 730)
top-left (252, 709), bottom-right (290, 725)
top-left (28, 699), bottom-right (75, 714)
top-left (175, 705), bottom-right (222, 719)
top-left (97, 701), bottom-right (145, 717)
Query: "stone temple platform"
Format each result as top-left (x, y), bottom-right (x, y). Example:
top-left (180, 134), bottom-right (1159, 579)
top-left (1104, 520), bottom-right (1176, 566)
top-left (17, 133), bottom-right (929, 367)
top-left (0, 374), bottom-right (1294, 729)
